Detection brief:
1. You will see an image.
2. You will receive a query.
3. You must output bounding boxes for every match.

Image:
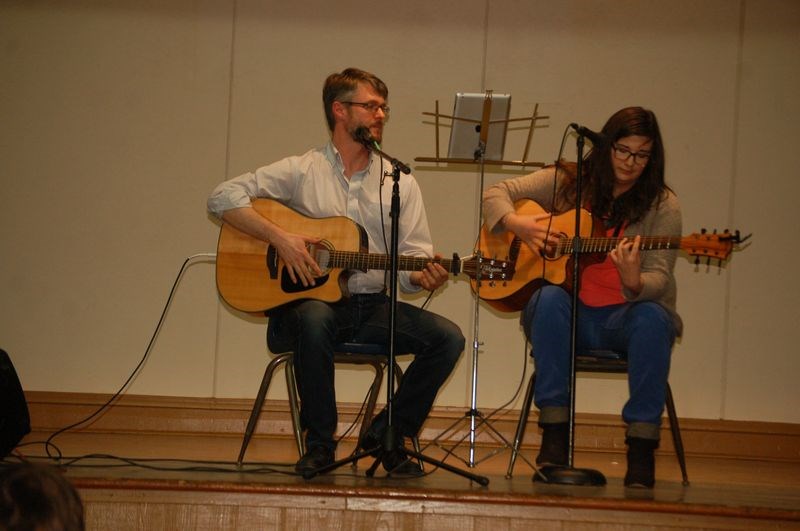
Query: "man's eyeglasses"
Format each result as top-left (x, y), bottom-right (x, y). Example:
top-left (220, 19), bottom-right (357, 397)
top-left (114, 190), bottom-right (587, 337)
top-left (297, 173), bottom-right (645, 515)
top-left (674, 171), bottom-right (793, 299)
top-left (612, 143), bottom-right (651, 166)
top-left (341, 101), bottom-right (390, 115)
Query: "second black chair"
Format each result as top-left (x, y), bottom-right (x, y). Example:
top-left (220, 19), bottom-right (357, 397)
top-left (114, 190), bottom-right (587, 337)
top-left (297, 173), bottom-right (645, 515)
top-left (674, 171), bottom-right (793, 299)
top-left (506, 349), bottom-right (689, 485)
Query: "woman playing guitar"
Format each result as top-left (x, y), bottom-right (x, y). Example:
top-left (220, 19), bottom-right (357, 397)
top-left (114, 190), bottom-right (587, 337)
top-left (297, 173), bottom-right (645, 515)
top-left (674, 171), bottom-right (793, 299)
top-left (482, 107), bottom-right (681, 488)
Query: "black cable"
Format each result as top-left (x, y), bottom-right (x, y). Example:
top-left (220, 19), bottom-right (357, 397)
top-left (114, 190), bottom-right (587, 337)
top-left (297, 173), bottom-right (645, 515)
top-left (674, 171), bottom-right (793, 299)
top-left (4, 453), bottom-right (304, 477)
top-left (334, 380), bottom-right (373, 444)
top-left (40, 253), bottom-right (217, 461)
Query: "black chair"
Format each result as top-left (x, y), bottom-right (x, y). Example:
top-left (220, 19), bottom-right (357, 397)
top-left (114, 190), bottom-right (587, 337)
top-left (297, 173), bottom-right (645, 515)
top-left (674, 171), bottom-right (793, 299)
top-left (506, 349), bottom-right (689, 485)
top-left (237, 342), bottom-right (417, 466)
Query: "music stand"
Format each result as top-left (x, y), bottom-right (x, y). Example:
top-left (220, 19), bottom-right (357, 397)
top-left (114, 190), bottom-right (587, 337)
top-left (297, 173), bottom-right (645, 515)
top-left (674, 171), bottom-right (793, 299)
top-left (414, 91), bottom-right (549, 467)
top-left (447, 92), bottom-right (511, 162)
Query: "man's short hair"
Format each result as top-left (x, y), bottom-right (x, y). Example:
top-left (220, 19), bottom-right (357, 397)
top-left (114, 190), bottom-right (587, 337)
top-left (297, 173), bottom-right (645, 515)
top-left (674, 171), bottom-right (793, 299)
top-left (322, 68), bottom-right (388, 131)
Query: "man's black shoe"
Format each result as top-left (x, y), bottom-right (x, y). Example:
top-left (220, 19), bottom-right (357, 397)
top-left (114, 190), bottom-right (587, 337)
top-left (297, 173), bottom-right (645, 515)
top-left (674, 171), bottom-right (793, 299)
top-left (381, 446), bottom-right (424, 477)
top-left (360, 411), bottom-right (423, 476)
top-left (294, 445), bottom-right (335, 474)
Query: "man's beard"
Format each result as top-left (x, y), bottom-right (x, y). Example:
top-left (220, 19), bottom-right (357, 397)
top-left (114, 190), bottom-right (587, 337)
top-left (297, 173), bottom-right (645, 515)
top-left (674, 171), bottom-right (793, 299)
top-left (351, 123), bottom-right (383, 145)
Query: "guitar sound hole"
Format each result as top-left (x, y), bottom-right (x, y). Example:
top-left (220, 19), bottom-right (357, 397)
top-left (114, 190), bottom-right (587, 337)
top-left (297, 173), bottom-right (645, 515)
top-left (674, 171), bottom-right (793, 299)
top-left (277, 240), bottom-right (335, 293)
top-left (280, 269), bottom-right (329, 293)
top-left (543, 235), bottom-right (569, 260)
top-left (308, 241), bottom-right (334, 274)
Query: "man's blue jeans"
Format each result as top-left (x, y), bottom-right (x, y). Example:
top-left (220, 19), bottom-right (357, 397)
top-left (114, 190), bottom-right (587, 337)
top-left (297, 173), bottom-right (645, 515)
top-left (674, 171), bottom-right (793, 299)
top-left (522, 285), bottom-right (675, 440)
top-left (267, 293), bottom-right (464, 451)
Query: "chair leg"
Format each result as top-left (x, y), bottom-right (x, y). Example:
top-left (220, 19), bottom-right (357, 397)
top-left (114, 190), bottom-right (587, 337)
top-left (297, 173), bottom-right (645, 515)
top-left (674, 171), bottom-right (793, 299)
top-left (350, 359), bottom-right (385, 469)
top-left (284, 358), bottom-right (305, 457)
top-left (506, 371), bottom-right (536, 478)
top-left (664, 383), bottom-right (690, 485)
top-left (356, 359), bottom-right (385, 446)
top-left (391, 361), bottom-right (405, 403)
top-left (237, 353), bottom-right (292, 465)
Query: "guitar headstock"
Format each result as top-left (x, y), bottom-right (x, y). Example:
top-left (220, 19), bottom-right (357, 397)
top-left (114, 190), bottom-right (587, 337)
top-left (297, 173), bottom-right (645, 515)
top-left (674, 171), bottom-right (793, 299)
top-left (461, 254), bottom-right (515, 281)
top-left (681, 229), bottom-right (751, 263)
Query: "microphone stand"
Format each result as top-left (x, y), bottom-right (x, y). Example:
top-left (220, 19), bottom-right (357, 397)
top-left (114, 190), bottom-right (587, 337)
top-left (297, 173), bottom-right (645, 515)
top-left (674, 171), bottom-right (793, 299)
top-left (304, 139), bottom-right (489, 486)
top-left (534, 131), bottom-right (605, 486)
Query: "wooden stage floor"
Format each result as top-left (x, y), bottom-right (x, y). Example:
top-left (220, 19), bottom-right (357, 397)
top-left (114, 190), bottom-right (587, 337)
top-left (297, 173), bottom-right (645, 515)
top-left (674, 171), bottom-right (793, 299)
top-left (15, 429), bottom-right (800, 529)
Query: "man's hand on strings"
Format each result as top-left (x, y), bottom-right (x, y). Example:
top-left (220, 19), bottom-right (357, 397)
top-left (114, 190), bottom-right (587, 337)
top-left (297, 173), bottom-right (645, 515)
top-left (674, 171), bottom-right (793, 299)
top-left (413, 255), bottom-right (449, 291)
top-left (271, 229), bottom-right (323, 287)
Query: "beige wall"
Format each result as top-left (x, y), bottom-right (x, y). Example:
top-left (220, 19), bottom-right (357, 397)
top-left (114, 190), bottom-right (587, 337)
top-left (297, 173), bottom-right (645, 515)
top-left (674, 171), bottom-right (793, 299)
top-left (2, 0), bottom-right (797, 424)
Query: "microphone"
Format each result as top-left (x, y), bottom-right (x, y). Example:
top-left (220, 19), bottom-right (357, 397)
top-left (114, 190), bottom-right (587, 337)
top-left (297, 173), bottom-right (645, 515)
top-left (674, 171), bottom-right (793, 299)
top-left (354, 125), bottom-right (411, 174)
top-left (354, 126), bottom-right (378, 150)
top-left (569, 123), bottom-right (606, 145)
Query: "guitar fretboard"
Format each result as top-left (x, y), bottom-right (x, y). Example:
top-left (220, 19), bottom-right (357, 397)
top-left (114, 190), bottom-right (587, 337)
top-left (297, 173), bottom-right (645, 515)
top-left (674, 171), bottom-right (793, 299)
top-left (320, 250), bottom-right (459, 275)
top-left (557, 236), bottom-right (683, 254)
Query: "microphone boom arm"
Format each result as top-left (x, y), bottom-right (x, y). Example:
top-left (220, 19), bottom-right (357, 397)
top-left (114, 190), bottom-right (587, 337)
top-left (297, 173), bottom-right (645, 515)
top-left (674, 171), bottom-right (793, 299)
top-left (368, 142), bottom-right (411, 175)
top-left (355, 127), bottom-right (411, 174)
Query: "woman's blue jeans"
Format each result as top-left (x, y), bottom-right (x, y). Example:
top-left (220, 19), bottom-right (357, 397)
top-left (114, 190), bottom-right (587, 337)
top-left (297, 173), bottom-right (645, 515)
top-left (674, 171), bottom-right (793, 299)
top-left (522, 285), bottom-right (675, 440)
top-left (267, 293), bottom-right (464, 451)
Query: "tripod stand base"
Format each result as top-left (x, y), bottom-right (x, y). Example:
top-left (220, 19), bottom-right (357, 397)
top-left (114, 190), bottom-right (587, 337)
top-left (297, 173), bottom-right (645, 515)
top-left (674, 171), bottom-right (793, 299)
top-left (431, 408), bottom-right (514, 468)
top-left (534, 465), bottom-right (607, 486)
top-left (304, 445), bottom-right (490, 486)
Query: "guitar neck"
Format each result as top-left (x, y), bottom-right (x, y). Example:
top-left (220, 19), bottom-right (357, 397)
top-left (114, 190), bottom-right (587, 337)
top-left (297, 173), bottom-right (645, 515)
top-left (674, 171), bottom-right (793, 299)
top-left (326, 250), bottom-right (460, 274)
top-left (559, 236), bottom-right (683, 254)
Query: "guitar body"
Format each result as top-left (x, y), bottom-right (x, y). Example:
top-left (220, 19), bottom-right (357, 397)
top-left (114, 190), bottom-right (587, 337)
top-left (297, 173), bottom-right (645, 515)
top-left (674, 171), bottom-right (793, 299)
top-left (473, 199), bottom-right (593, 312)
top-left (216, 199), bottom-right (367, 313)
top-left (473, 198), bottom-right (745, 312)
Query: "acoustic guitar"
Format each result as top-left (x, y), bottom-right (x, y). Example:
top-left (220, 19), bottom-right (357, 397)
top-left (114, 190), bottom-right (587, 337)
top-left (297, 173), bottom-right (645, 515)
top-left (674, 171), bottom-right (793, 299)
top-left (473, 199), bottom-right (745, 312)
top-left (216, 199), bottom-right (511, 312)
